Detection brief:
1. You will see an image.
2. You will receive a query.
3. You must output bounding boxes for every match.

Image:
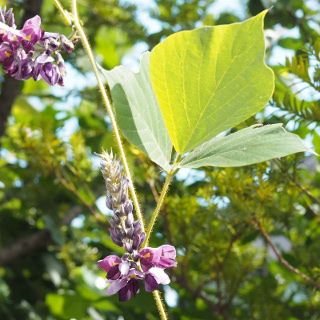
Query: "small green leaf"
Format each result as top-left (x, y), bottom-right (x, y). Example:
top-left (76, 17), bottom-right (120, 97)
top-left (150, 10), bottom-right (274, 154)
top-left (101, 52), bottom-right (172, 171)
top-left (180, 124), bottom-right (313, 168)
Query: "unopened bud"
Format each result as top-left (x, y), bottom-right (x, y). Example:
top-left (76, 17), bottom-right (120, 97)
top-left (56, 52), bottom-right (66, 77)
top-left (60, 35), bottom-right (74, 53)
top-left (126, 225), bottom-right (134, 239)
top-left (124, 242), bottom-right (133, 253)
top-left (125, 213), bottom-right (134, 228)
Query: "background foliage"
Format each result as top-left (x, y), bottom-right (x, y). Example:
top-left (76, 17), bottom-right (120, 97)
top-left (0, 0), bottom-right (320, 319)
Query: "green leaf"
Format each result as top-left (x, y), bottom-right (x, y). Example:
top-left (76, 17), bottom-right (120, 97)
top-left (46, 293), bottom-right (89, 319)
top-left (180, 124), bottom-right (313, 168)
top-left (150, 10), bottom-right (274, 154)
top-left (101, 52), bottom-right (172, 171)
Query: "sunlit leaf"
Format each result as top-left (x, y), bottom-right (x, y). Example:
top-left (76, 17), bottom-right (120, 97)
top-left (101, 52), bottom-right (172, 171)
top-left (150, 10), bottom-right (274, 154)
top-left (180, 124), bottom-right (313, 168)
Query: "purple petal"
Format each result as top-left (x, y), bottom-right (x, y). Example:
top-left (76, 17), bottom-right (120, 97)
top-left (106, 279), bottom-right (128, 295)
top-left (139, 247), bottom-right (162, 272)
top-left (127, 269), bottom-right (144, 279)
top-left (128, 278), bottom-right (139, 296)
top-left (107, 265), bottom-right (121, 280)
top-left (98, 255), bottom-right (121, 272)
top-left (35, 54), bottom-right (54, 64)
top-left (144, 273), bottom-right (159, 292)
top-left (40, 63), bottom-right (60, 86)
top-left (156, 245), bottom-right (177, 269)
top-left (118, 285), bottom-right (131, 302)
top-left (21, 16), bottom-right (43, 44)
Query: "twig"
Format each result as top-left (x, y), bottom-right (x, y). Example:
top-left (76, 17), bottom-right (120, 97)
top-left (305, 201), bottom-right (320, 217)
top-left (55, 171), bottom-right (108, 229)
top-left (255, 218), bottom-right (320, 290)
top-left (68, 0), bottom-right (145, 230)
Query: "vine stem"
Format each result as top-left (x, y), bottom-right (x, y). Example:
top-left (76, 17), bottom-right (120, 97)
top-left (145, 170), bottom-right (173, 246)
top-left (153, 290), bottom-right (169, 320)
top-left (54, 0), bottom-right (170, 317)
top-left (58, 0), bottom-right (145, 232)
top-left (53, 0), bottom-right (72, 26)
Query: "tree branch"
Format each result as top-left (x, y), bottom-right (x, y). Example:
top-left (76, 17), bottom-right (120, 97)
top-left (0, 230), bottom-right (50, 266)
top-left (0, 205), bottom-right (83, 266)
top-left (255, 218), bottom-right (320, 290)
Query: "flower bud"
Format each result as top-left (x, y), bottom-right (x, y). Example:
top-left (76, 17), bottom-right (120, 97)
top-left (126, 225), bottom-right (134, 239)
top-left (124, 241), bottom-right (133, 253)
top-left (125, 213), bottom-right (134, 228)
top-left (60, 35), bottom-right (74, 53)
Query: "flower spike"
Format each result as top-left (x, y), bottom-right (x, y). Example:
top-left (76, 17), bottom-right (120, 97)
top-left (97, 150), bottom-right (177, 301)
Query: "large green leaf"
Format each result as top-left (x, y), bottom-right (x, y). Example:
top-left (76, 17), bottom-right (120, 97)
top-left (150, 10), bottom-right (274, 154)
top-left (179, 124), bottom-right (313, 168)
top-left (101, 52), bottom-right (172, 171)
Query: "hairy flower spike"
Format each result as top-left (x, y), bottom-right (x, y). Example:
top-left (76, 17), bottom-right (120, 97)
top-left (0, 6), bottom-right (75, 85)
top-left (97, 150), bottom-right (177, 302)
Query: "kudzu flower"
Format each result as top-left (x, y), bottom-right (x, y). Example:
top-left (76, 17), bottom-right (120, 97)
top-left (97, 150), bottom-right (177, 302)
top-left (0, 6), bottom-right (75, 85)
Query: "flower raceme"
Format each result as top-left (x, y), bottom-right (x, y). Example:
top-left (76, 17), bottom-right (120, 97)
top-left (98, 245), bottom-right (177, 301)
top-left (0, 6), bottom-right (75, 85)
top-left (97, 151), bottom-right (177, 302)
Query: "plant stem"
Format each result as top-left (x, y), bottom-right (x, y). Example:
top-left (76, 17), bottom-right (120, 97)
top-left (145, 171), bottom-right (173, 246)
top-left (153, 290), bottom-right (169, 320)
top-left (53, 0), bottom-right (72, 26)
top-left (54, 1), bottom-right (171, 317)
top-left (67, 0), bottom-right (144, 231)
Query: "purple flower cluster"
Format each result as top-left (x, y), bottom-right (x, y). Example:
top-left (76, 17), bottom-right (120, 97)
top-left (0, 6), bottom-right (75, 86)
top-left (97, 151), bottom-right (177, 302)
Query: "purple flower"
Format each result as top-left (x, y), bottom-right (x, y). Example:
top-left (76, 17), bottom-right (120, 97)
top-left (144, 267), bottom-right (171, 292)
top-left (20, 16), bottom-right (43, 52)
top-left (139, 245), bottom-right (177, 271)
top-left (39, 62), bottom-right (60, 85)
top-left (98, 246), bottom-right (177, 302)
top-left (105, 269), bottom-right (144, 302)
top-left (97, 151), bottom-right (177, 302)
top-left (0, 42), bottom-right (13, 62)
top-left (98, 255), bottom-right (122, 272)
top-left (11, 58), bottom-right (34, 80)
top-left (0, 6), bottom-right (75, 85)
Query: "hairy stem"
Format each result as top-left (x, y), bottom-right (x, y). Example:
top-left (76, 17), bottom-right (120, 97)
top-left (145, 171), bottom-right (173, 246)
top-left (53, 0), bottom-right (72, 25)
top-left (255, 219), bottom-right (320, 290)
top-left (54, 1), bottom-right (170, 317)
top-left (153, 290), bottom-right (169, 320)
top-left (60, 0), bottom-right (145, 231)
